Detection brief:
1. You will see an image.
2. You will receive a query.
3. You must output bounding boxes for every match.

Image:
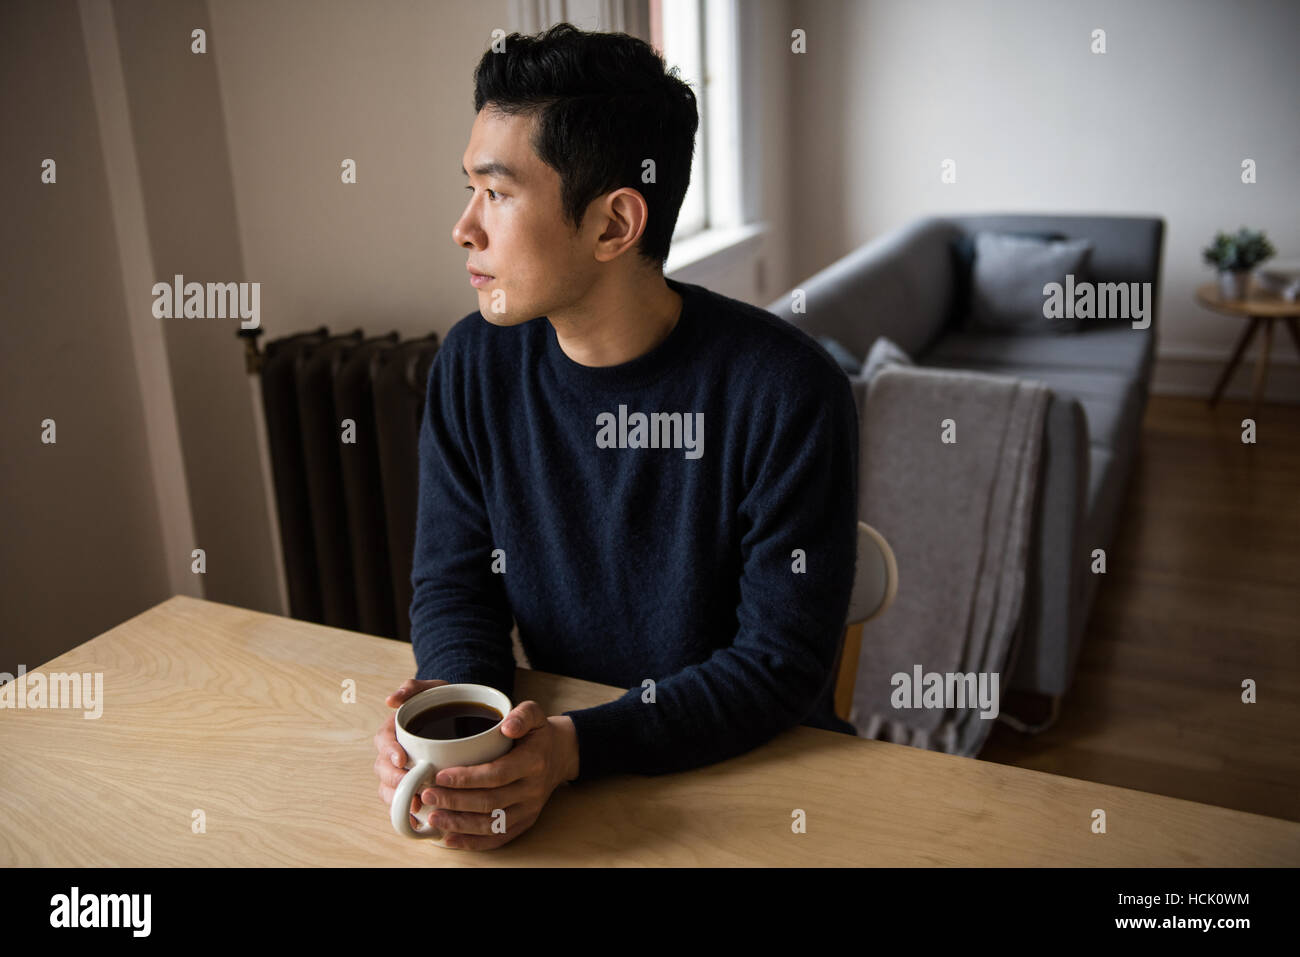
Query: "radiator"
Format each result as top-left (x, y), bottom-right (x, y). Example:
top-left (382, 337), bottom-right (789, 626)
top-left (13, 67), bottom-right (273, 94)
top-left (250, 326), bottom-right (440, 643)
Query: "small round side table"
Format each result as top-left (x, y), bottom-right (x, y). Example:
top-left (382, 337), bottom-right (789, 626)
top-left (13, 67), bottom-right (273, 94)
top-left (1195, 280), bottom-right (1300, 412)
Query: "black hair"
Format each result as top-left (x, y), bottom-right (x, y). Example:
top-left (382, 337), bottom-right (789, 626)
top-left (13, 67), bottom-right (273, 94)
top-left (471, 22), bottom-right (699, 271)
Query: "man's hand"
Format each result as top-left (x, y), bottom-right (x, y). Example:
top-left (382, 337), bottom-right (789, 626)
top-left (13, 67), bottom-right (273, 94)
top-left (417, 701), bottom-right (579, 850)
top-left (373, 678), bottom-right (449, 821)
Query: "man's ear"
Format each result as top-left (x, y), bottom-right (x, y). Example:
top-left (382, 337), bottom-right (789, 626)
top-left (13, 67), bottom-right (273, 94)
top-left (593, 187), bottom-right (650, 261)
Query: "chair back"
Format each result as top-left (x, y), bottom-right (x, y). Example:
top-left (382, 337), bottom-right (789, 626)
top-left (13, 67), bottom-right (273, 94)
top-left (834, 521), bottom-right (898, 721)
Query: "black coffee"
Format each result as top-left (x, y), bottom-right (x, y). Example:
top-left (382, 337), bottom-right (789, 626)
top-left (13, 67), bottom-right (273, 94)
top-left (405, 701), bottom-right (503, 740)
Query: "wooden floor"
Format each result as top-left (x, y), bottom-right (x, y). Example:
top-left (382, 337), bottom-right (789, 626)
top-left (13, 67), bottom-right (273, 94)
top-left (980, 395), bottom-right (1300, 823)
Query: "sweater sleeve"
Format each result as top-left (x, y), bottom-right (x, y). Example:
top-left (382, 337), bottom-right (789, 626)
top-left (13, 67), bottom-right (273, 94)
top-left (408, 333), bottom-right (517, 699)
top-left (562, 366), bottom-right (860, 782)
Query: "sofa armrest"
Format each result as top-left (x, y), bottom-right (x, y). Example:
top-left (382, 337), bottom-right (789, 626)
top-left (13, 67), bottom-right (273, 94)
top-left (764, 218), bottom-right (961, 361)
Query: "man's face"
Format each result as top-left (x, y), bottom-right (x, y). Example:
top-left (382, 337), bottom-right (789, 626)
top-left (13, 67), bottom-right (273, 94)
top-left (453, 108), bottom-right (593, 324)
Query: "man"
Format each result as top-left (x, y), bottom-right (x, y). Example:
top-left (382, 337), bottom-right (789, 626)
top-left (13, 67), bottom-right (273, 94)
top-left (373, 22), bottom-right (859, 850)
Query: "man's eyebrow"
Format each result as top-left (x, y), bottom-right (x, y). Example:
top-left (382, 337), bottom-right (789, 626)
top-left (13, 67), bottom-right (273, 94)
top-left (461, 161), bottom-right (520, 183)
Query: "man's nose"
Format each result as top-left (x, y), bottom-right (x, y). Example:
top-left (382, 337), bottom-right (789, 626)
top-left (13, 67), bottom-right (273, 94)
top-left (452, 207), bottom-right (483, 249)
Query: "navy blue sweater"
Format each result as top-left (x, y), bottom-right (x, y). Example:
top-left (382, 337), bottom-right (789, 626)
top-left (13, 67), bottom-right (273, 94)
top-left (409, 277), bottom-right (860, 783)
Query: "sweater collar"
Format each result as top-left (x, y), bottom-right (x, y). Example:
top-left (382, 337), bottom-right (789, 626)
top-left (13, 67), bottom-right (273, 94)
top-left (542, 277), bottom-right (698, 392)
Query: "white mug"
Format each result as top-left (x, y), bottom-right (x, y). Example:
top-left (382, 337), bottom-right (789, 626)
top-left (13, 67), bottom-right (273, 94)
top-left (390, 683), bottom-right (513, 841)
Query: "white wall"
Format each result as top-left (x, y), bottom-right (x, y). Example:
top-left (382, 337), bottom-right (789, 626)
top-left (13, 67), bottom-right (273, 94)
top-left (208, 0), bottom-right (513, 346)
top-left (0, 0), bottom-right (177, 672)
top-left (787, 0), bottom-right (1300, 401)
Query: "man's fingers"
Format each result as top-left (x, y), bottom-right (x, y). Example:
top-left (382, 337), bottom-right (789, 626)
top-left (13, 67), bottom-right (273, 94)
top-left (386, 678), bottom-right (450, 707)
top-left (386, 681), bottom-right (417, 706)
top-left (378, 781), bottom-right (404, 808)
top-left (443, 809), bottom-right (539, 850)
top-left (372, 713), bottom-right (407, 768)
top-left (500, 700), bottom-right (548, 737)
top-left (434, 742), bottom-right (535, 790)
top-left (373, 752), bottom-right (410, 789)
top-left (387, 726), bottom-right (406, 768)
top-left (384, 681), bottom-right (416, 712)
top-left (420, 779), bottom-right (530, 814)
top-left (376, 781), bottom-right (428, 821)
top-left (430, 800), bottom-right (530, 836)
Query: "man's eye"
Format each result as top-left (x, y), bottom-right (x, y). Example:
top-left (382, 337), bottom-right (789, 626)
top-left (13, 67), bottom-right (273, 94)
top-left (464, 186), bottom-right (498, 201)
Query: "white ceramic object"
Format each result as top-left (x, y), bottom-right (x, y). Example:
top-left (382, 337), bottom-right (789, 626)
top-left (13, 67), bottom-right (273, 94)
top-left (1217, 269), bottom-right (1251, 300)
top-left (390, 683), bottom-right (513, 841)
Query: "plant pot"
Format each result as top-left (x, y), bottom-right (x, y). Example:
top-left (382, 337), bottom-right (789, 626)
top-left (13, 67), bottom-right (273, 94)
top-left (1217, 269), bottom-right (1251, 300)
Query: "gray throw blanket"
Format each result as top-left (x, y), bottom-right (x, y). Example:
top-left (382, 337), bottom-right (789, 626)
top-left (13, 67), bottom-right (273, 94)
top-left (847, 365), bottom-right (1049, 756)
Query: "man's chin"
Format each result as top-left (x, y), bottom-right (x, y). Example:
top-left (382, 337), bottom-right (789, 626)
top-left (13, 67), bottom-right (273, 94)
top-left (478, 308), bottom-right (522, 326)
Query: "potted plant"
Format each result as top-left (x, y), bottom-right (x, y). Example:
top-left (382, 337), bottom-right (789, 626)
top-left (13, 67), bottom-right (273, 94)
top-left (1203, 227), bottom-right (1276, 300)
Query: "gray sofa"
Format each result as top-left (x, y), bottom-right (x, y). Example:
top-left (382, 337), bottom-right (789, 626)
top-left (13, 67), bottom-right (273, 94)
top-left (766, 213), bottom-right (1164, 722)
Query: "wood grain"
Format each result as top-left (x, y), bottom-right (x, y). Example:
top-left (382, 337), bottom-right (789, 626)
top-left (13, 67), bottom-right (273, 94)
top-left (1, 594), bottom-right (1296, 865)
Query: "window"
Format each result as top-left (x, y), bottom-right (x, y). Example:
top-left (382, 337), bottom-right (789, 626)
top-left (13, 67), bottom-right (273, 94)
top-left (509, 0), bottom-right (751, 259)
top-left (651, 0), bottom-right (742, 242)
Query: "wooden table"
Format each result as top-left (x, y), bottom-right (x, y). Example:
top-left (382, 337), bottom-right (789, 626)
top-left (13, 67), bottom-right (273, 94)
top-left (1196, 280), bottom-right (1300, 412)
top-left (2, 595), bottom-right (1297, 866)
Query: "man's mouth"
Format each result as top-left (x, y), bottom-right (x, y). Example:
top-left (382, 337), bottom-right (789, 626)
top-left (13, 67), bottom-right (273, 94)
top-left (467, 266), bottom-right (495, 288)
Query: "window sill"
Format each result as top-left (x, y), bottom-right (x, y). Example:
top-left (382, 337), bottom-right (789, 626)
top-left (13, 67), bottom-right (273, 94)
top-left (665, 222), bottom-right (768, 277)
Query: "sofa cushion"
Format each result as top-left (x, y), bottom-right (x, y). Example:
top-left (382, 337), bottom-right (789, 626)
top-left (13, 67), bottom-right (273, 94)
top-left (861, 335), bottom-right (914, 382)
top-left (966, 233), bottom-right (1095, 334)
top-left (921, 322), bottom-right (1153, 384)
top-left (948, 229), bottom-right (1068, 328)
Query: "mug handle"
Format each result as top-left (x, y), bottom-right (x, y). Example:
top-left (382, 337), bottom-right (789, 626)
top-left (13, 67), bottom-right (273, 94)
top-left (390, 759), bottom-right (444, 840)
